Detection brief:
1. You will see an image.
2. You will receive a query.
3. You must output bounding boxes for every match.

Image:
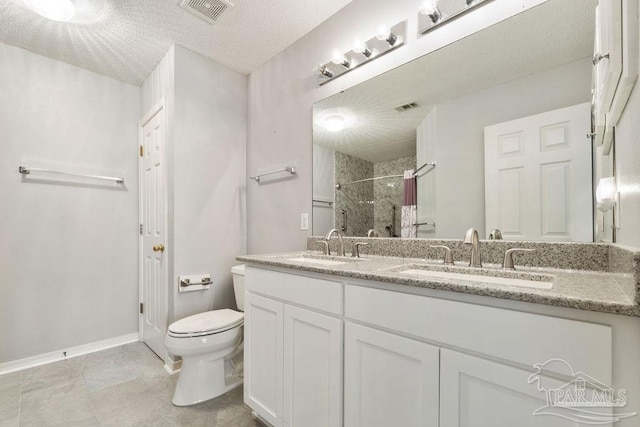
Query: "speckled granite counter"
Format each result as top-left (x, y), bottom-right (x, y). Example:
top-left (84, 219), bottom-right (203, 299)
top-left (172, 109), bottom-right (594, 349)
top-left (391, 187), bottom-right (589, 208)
top-left (237, 247), bottom-right (640, 317)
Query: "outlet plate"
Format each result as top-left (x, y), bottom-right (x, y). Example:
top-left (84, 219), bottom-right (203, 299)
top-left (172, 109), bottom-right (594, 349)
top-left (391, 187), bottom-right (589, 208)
top-left (301, 213), bottom-right (309, 231)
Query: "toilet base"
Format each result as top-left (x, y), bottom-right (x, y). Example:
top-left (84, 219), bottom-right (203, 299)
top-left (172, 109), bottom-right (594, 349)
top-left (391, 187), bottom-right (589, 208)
top-left (172, 351), bottom-right (243, 406)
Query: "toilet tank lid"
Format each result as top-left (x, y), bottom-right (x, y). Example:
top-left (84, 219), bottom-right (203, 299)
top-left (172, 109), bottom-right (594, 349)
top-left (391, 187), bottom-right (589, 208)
top-left (231, 264), bottom-right (245, 275)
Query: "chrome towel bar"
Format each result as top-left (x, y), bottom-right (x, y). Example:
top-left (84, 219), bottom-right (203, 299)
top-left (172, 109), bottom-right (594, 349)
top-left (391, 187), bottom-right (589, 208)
top-left (19, 166), bottom-right (124, 184)
top-left (250, 166), bottom-right (296, 183)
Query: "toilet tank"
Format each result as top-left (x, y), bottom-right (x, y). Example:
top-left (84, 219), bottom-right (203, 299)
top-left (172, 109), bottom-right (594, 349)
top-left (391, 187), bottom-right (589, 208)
top-left (231, 264), bottom-right (245, 311)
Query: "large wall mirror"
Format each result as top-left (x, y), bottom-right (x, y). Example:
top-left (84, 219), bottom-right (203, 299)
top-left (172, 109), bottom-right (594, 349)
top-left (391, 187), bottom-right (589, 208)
top-left (313, 0), bottom-right (601, 242)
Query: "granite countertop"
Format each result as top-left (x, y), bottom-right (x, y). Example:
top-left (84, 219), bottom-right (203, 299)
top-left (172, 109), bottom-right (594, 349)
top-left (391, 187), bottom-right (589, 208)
top-left (236, 251), bottom-right (640, 317)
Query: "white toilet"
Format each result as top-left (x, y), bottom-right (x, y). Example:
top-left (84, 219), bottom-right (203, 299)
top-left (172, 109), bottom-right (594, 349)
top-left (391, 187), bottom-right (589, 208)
top-left (165, 264), bottom-right (246, 406)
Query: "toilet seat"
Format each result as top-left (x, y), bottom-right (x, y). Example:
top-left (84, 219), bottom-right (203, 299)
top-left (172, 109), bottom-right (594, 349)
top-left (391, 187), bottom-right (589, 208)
top-left (168, 309), bottom-right (244, 338)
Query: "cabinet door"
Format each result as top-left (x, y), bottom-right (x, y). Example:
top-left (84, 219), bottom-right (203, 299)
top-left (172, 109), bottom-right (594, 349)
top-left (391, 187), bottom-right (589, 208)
top-left (244, 293), bottom-right (284, 427)
top-left (283, 305), bottom-right (343, 427)
top-left (440, 349), bottom-right (604, 427)
top-left (344, 322), bottom-right (439, 427)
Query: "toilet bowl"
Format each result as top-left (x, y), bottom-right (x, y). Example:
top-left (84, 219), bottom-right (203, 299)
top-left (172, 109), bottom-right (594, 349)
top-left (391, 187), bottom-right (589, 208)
top-left (165, 264), bottom-right (246, 406)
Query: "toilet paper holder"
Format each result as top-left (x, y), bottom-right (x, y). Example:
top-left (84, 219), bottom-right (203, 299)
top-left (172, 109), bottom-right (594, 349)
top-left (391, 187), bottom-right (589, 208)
top-left (178, 275), bottom-right (211, 292)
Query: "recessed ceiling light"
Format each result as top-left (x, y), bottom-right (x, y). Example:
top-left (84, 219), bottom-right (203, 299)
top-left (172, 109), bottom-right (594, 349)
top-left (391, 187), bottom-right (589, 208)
top-left (314, 108), bottom-right (357, 133)
top-left (23, 0), bottom-right (76, 22)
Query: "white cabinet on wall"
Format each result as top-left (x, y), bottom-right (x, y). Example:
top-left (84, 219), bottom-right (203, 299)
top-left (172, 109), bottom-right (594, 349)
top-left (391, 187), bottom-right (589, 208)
top-left (344, 322), bottom-right (439, 427)
top-left (593, 0), bottom-right (638, 151)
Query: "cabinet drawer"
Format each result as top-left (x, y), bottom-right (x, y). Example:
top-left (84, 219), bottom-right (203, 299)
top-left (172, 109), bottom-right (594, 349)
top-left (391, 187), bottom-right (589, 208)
top-left (345, 284), bottom-right (612, 383)
top-left (246, 266), bottom-right (343, 315)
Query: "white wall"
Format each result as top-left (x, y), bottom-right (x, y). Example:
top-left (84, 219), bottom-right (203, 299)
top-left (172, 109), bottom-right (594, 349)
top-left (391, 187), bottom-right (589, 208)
top-left (247, 0), bottom-right (547, 253)
top-left (141, 45), bottom-right (247, 323)
top-left (173, 46), bottom-right (247, 319)
top-left (0, 43), bottom-right (139, 364)
top-left (423, 58), bottom-right (591, 239)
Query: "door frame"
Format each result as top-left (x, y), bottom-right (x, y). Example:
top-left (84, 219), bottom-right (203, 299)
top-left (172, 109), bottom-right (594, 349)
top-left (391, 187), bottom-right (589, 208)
top-left (138, 97), bottom-right (169, 351)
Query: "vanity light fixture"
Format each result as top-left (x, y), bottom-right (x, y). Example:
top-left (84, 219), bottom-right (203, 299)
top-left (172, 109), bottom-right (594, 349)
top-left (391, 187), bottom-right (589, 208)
top-left (332, 52), bottom-right (351, 69)
top-left (418, 0), bottom-right (493, 35)
top-left (353, 40), bottom-right (374, 58)
top-left (315, 21), bottom-right (406, 85)
top-left (24, 0), bottom-right (76, 21)
top-left (419, 0), bottom-right (443, 24)
top-left (317, 64), bottom-right (335, 79)
top-left (376, 26), bottom-right (399, 47)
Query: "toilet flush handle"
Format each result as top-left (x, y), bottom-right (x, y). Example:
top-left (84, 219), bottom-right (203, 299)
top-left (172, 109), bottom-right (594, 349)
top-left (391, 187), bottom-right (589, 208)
top-left (153, 244), bottom-right (165, 253)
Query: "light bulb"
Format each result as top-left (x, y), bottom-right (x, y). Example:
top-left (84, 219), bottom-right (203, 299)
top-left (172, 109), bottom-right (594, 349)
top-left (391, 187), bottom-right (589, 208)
top-left (376, 26), bottom-right (391, 41)
top-left (331, 51), bottom-right (350, 68)
top-left (24, 0), bottom-right (75, 21)
top-left (420, 0), bottom-right (442, 24)
top-left (353, 40), bottom-right (373, 58)
top-left (419, 0), bottom-right (439, 15)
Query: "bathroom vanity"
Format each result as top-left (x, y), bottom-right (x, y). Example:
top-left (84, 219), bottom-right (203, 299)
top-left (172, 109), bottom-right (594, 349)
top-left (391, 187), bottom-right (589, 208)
top-left (237, 241), bottom-right (640, 427)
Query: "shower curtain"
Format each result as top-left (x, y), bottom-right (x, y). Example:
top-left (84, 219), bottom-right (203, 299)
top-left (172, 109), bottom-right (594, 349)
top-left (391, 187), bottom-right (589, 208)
top-left (401, 169), bottom-right (417, 238)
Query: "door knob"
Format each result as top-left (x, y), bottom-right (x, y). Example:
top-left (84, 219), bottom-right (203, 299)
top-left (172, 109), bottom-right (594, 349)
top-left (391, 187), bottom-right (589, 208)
top-left (153, 244), bottom-right (165, 253)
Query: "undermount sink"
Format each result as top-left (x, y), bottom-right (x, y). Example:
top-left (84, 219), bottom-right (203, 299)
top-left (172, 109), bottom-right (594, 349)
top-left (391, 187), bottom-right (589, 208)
top-left (395, 264), bottom-right (553, 290)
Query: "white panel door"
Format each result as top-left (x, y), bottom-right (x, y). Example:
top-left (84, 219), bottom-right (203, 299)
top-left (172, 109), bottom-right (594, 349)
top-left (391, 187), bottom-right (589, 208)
top-left (139, 101), bottom-right (168, 359)
top-left (440, 349), bottom-right (608, 427)
top-left (283, 305), bottom-right (342, 427)
top-left (344, 322), bottom-right (439, 427)
top-left (245, 293), bottom-right (284, 427)
top-left (484, 103), bottom-right (592, 242)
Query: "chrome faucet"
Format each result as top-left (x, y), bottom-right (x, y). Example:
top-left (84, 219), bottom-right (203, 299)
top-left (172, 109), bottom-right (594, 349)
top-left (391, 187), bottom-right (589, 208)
top-left (463, 228), bottom-right (482, 267)
top-left (367, 229), bottom-right (379, 237)
top-left (325, 229), bottom-right (345, 256)
top-left (489, 228), bottom-right (503, 240)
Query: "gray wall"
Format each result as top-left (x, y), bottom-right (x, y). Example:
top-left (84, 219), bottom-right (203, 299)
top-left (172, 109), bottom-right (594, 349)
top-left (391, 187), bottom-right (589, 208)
top-left (417, 58), bottom-right (592, 239)
top-left (0, 43), bottom-right (140, 364)
top-left (247, 0), bottom-right (548, 253)
top-left (141, 45), bottom-right (247, 325)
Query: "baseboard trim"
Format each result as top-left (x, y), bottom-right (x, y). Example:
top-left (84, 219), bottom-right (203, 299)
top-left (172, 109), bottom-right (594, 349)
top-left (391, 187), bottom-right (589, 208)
top-left (164, 356), bottom-right (182, 375)
top-left (0, 333), bottom-right (139, 376)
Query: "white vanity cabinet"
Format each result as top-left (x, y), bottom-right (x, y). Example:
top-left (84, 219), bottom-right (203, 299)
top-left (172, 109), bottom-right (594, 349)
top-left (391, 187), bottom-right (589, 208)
top-left (244, 267), bottom-right (344, 427)
top-left (244, 265), bottom-right (639, 427)
top-left (593, 0), bottom-right (638, 149)
top-left (344, 322), bottom-right (439, 427)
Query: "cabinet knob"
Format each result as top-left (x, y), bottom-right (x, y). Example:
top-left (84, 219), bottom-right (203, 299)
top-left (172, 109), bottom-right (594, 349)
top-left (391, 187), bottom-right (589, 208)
top-left (153, 244), bottom-right (165, 253)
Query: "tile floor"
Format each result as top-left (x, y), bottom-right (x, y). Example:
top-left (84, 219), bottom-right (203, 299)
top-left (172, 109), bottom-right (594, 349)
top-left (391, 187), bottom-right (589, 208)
top-left (0, 342), bottom-right (261, 426)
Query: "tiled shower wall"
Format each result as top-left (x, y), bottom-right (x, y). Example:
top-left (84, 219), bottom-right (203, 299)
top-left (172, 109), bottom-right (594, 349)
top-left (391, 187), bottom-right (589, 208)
top-left (335, 151), bottom-right (374, 237)
top-left (335, 152), bottom-right (416, 237)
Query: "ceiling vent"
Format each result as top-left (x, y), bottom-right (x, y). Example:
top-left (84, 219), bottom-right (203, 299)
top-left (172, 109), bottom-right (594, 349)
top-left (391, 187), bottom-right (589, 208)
top-left (394, 102), bottom-right (419, 112)
top-left (179, 0), bottom-right (233, 24)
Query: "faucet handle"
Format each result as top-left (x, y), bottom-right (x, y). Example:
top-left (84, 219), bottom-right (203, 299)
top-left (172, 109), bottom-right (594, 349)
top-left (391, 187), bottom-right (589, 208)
top-left (502, 248), bottom-right (535, 270)
top-left (430, 245), bottom-right (454, 265)
top-left (352, 242), bottom-right (369, 258)
top-left (316, 240), bottom-right (330, 255)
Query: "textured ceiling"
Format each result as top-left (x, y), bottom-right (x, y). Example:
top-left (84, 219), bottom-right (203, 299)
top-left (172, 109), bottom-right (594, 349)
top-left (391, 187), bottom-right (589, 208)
top-left (314, 0), bottom-right (597, 163)
top-left (0, 0), bottom-right (352, 85)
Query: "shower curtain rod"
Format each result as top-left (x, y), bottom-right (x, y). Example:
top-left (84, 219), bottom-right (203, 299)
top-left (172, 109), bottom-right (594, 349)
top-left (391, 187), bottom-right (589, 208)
top-left (335, 174), bottom-right (403, 190)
